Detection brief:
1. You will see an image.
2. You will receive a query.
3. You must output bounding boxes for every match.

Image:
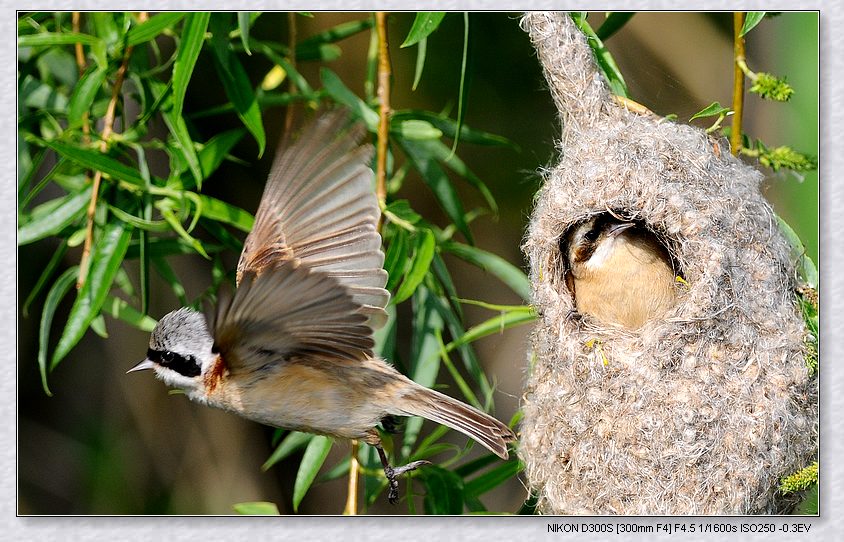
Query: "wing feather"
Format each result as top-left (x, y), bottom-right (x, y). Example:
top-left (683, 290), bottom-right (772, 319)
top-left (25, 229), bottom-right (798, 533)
top-left (236, 110), bottom-right (390, 339)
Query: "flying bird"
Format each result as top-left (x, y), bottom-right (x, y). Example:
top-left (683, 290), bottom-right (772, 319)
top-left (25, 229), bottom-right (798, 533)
top-left (129, 110), bottom-right (516, 504)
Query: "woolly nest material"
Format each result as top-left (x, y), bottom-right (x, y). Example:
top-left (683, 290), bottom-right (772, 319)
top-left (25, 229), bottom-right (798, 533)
top-left (518, 12), bottom-right (818, 515)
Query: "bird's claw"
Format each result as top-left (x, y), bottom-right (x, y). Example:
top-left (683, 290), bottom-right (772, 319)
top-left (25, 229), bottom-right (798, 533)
top-left (383, 460), bottom-right (431, 504)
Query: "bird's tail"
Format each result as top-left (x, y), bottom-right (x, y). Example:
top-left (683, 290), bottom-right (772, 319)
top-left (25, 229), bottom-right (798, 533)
top-left (395, 382), bottom-right (516, 460)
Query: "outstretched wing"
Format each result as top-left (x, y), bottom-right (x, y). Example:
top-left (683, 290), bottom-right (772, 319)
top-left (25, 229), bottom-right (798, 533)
top-left (215, 262), bottom-right (374, 371)
top-left (236, 109), bottom-right (389, 332)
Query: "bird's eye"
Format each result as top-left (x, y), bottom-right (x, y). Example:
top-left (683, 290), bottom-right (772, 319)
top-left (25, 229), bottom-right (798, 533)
top-left (162, 351), bottom-right (176, 362)
top-left (584, 228), bottom-right (600, 242)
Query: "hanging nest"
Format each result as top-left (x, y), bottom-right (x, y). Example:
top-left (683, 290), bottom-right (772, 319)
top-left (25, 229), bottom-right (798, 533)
top-left (518, 12), bottom-right (818, 515)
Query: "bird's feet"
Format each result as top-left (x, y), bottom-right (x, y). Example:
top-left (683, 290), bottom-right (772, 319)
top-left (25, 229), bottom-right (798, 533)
top-left (376, 445), bottom-right (430, 504)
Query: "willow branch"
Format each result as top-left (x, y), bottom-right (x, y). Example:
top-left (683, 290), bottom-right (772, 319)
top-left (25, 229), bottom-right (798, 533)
top-left (730, 12), bottom-right (746, 156)
top-left (375, 11), bottom-right (391, 206)
top-left (72, 13), bottom-right (90, 141)
top-left (77, 12), bottom-right (148, 288)
top-left (344, 440), bottom-right (360, 515)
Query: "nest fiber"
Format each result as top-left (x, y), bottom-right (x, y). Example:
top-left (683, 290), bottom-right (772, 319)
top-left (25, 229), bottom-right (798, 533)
top-left (519, 12), bottom-right (817, 514)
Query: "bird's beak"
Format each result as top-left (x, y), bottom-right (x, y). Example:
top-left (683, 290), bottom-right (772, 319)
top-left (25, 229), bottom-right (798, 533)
top-left (606, 222), bottom-right (635, 237)
top-left (127, 359), bottom-right (155, 374)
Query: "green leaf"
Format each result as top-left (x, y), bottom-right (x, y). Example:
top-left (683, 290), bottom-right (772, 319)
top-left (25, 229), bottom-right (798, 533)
top-left (383, 227), bottom-right (410, 292)
top-left (402, 286), bottom-right (445, 457)
top-left (126, 12), bottom-right (185, 46)
top-left (320, 68), bottom-right (379, 130)
top-left (569, 13), bottom-right (628, 97)
top-left (148, 78), bottom-right (203, 187)
top-left (237, 12), bottom-right (252, 55)
top-left (595, 12), bottom-right (634, 40)
top-left (19, 75), bottom-right (68, 112)
top-left (464, 459), bottom-right (522, 496)
top-left (393, 229), bottom-right (436, 304)
top-left (19, 32), bottom-right (107, 68)
top-left (447, 309), bottom-right (536, 352)
top-left (740, 12), bottom-right (766, 37)
top-left (262, 431), bottom-right (314, 471)
top-left (38, 266), bottom-right (79, 395)
top-left (393, 119), bottom-right (442, 140)
top-left (196, 195), bottom-right (254, 232)
top-left (209, 15), bottom-right (266, 157)
top-left (233, 501), bottom-right (280, 515)
top-left (101, 295), bottom-right (157, 332)
top-left (37, 139), bottom-right (147, 187)
top-left (23, 241), bottom-right (69, 317)
top-left (411, 138), bottom-right (497, 213)
top-left (391, 110), bottom-right (516, 148)
top-left (171, 13), bottom-right (210, 119)
top-left (401, 13), bottom-right (446, 47)
top-left (443, 242), bottom-right (531, 302)
top-left (690, 101), bottom-right (732, 121)
top-left (296, 18), bottom-right (373, 58)
top-left (422, 465), bottom-right (464, 514)
top-left (151, 258), bottom-right (188, 306)
top-left (454, 453), bottom-right (499, 478)
top-left (67, 66), bottom-right (107, 130)
top-left (50, 220), bottom-right (132, 369)
top-left (411, 36), bottom-right (428, 91)
top-left (292, 435), bottom-right (333, 512)
top-left (400, 137), bottom-right (472, 243)
top-left (18, 186), bottom-right (92, 245)
top-left (793, 483), bottom-right (818, 515)
top-left (777, 215), bottom-right (818, 288)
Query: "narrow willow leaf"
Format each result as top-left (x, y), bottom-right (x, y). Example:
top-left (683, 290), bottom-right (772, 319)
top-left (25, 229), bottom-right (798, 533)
top-left (296, 18), bottom-right (373, 53)
top-left (443, 242), bottom-right (531, 301)
top-left (50, 220), bottom-right (132, 369)
top-left (740, 12), bottom-right (766, 37)
top-left (19, 32), bottom-right (107, 67)
top-left (400, 137), bottom-right (472, 243)
top-left (159, 208), bottom-right (210, 259)
top-left (690, 101), bottom-right (731, 121)
top-left (232, 501), bottom-right (280, 515)
top-left (196, 195), bottom-right (254, 232)
top-left (147, 78), bottom-right (203, 187)
top-left (595, 12), bottom-right (634, 40)
top-left (393, 229), bottom-right (436, 304)
top-left (454, 453), bottom-right (499, 477)
top-left (383, 227), bottom-right (410, 292)
top-left (237, 12), bottom-right (252, 55)
top-left (263, 431), bottom-right (314, 471)
top-left (23, 241), bottom-right (69, 317)
top-left (391, 110), bottom-right (516, 148)
top-left (38, 266), bottom-right (79, 395)
top-left (38, 139), bottom-right (147, 186)
top-left (422, 465), bottom-right (464, 514)
top-left (292, 435), bottom-right (333, 512)
top-left (411, 36), bottom-right (427, 91)
top-left (777, 215), bottom-right (818, 288)
top-left (108, 205), bottom-right (169, 232)
top-left (126, 12), bottom-right (185, 46)
top-left (393, 118), bottom-right (442, 140)
top-left (89, 314), bottom-right (108, 338)
top-left (401, 12), bottom-right (446, 47)
top-left (67, 65), bottom-right (106, 130)
top-left (436, 330), bottom-right (481, 409)
top-left (101, 295), bottom-right (157, 332)
top-left (253, 42), bottom-right (313, 95)
top-left (320, 68), bottom-right (379, 130)
top-left (451, 12), bottom-right (470, 154)
top-left (210, 14), bottom-right (266, 157)
top-left (18, 186), bottom-right (92, 245)
top-left (446, 310), bottom-right (536, 352)
top-left (172, 12), bottom-right (210, 119)
top-left (464, 459), bottom-right (522, 496)
top-left (411, 138), bottom-right (497, 213)
top-left (402, 286), bottom-right (445, 457)
top-left (151, 258), bottom-right (188, 306)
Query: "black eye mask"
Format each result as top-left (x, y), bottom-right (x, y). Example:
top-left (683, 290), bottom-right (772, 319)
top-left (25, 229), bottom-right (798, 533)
top-left (147, 348), bottom-right (201, 377)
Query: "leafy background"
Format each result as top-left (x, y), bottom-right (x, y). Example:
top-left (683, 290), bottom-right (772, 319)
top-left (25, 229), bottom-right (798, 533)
top-left (18, 12), bottom-right (818, 514)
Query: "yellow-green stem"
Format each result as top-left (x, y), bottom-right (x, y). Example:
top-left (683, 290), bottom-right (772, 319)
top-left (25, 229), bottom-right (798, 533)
top-left (730, 12), bottom-right (746, 156)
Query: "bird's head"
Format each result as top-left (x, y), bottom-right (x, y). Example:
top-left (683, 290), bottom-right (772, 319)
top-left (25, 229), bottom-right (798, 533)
top-left (563, 215), bottom-right (636, 277)
top-left (128, 307), bottom-right (216, 395)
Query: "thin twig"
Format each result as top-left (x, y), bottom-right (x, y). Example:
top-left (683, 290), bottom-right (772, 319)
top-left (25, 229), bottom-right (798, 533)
top-left (344, 440), bottom-right (360, 515)
top-left (72, 13), bottom-right (90, 142)
top-left (730, 12), bottom-right (746, 156)
top-left (77, 12), bottom-right (148, 289)
top-left (375, 11), bottom-right (391, 206)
